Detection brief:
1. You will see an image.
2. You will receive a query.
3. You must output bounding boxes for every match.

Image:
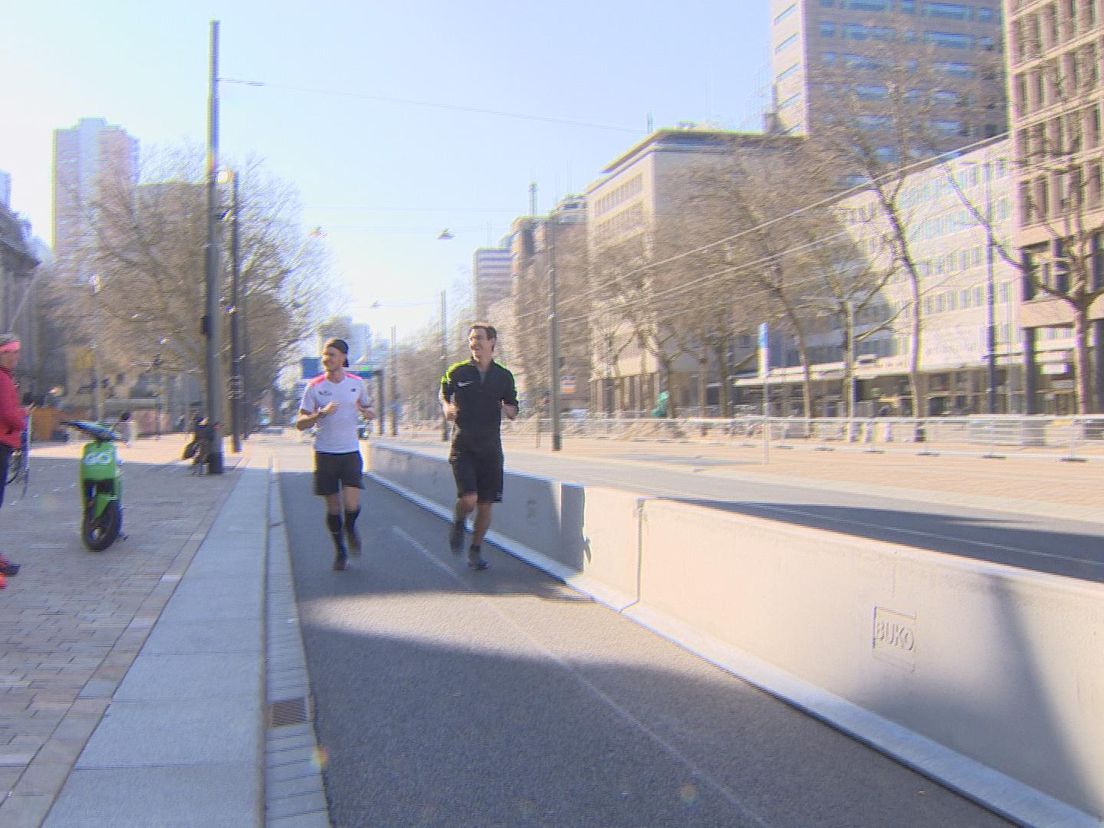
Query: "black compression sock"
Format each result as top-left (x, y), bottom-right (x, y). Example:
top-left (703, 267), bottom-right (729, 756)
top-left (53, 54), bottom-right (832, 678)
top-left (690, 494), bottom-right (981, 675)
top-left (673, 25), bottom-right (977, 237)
top-left (326, 513), bottom-right (344, 548)
top-left (344, 509), bottom-right (360, 532)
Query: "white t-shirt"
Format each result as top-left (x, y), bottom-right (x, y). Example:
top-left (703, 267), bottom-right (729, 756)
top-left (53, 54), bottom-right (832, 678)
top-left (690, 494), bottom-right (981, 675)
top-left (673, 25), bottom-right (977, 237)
top-left (299, 372), bottom-right (371, 454)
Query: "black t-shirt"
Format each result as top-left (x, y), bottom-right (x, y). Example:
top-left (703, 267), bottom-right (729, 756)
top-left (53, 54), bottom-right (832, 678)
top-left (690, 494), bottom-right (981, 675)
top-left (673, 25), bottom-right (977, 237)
top-left (440, 359), bottom-right (518, 451)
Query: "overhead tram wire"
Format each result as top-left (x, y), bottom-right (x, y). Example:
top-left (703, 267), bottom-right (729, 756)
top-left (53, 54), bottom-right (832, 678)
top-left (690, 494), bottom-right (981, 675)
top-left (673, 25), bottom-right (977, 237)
top-left (224, 75), bottom-right (1008, 329)
top-left (513, 226), bottom-right (862, 330)
top-left (562, 132), bottom-right (1013, 294)
top-left (219, 78), bottom-right (643, 134)
top-left (519, 132), bottom-right (1013, 327)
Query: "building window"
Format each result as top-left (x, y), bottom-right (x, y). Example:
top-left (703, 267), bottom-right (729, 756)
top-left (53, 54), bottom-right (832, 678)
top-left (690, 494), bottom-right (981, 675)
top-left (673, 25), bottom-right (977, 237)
top-left (776, 33), bottom-right (799, 52)
top-left (858, 114), bottom-right (892, 129)
top-left (845, 24), bottom-right (896, 39)
top-left (1013, 73), bottom-right (1028, 116)
top-left (935, 61), bottom-right (975, 77)
top-left (776, 62), bottom-right (801, 82)
top-left (779, 92), bottom-right (802, 110)
top-left (926, 31), bottom-right (973, 48)
top-left (923, 2), bottom-right (970, 19)
top-left (855, 83), bottom-right (889, 98)
top-left (774, 3), bottom-right (798, 24)
top-left (820, 21), bottom-right (837, 37)
top-left (931, 118), bottom-right (965, 135)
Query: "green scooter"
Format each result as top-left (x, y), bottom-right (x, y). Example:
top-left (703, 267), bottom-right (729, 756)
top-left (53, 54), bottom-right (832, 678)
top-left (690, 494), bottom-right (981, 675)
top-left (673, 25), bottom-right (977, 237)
top-left (63, 413), bottom-right (129, 551)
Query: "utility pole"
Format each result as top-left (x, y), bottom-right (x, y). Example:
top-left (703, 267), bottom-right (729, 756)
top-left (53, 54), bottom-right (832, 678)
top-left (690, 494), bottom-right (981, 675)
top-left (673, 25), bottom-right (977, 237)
top-left (203, 20), bottom-right (225, 473)
top-left (548, 220), bottom-right (562, 451)
top-left (228, 169), bottom-right (242, 453)
top-left (983, 162), bottom-right (998, 414)
top-left (441, 289), bottom-right (449, 442)
top-left (390, 326), bottom-right (398, 437)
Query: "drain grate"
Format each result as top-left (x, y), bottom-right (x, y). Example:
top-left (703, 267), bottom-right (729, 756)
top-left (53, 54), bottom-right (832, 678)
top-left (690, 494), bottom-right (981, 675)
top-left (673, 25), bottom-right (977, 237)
top-left (268, 697), bottom-right (308, 728)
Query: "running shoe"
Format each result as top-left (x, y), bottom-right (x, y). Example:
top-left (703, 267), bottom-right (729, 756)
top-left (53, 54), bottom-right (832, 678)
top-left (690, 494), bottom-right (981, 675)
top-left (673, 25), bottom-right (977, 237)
top-left (449, 521), bottom-right (464, 556)
top-left (332, 547), bottom-right (348, 571)
top-left (346, 527), bottom-right (361, 557)
top-left (0, 555), bottom-right (20, 577)
top-left (467, 547), bottom-right (488, 571)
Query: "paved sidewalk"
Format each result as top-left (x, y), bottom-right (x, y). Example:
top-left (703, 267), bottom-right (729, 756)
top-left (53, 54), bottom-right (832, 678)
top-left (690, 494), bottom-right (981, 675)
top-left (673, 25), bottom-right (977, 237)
top-left (0, 435), bottom-right (257, 827)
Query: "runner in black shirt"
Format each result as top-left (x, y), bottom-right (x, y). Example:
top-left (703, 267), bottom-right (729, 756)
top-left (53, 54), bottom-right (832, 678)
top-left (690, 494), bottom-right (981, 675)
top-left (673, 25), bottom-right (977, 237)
top-left (440, 323), bottom-right (518, 570)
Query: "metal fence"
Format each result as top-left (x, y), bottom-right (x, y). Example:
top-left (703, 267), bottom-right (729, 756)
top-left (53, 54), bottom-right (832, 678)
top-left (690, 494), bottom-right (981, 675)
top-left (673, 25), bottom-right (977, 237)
top-left (400, 414), bottom-right (1104, 461)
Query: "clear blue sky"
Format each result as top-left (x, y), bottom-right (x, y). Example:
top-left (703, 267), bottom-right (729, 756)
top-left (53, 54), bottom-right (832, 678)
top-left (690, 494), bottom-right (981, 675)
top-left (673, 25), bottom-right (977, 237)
top-left (1, 0), bottom-right (770, 338)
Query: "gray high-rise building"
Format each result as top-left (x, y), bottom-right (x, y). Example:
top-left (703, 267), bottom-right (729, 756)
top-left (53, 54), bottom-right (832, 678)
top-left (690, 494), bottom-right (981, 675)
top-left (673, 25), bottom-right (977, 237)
top-left (52, 117), bottom-right (138, 273)
top-left (769, 1), bottom-right (1006, 153)
top-left (472, 246), bottom-right (513, 320)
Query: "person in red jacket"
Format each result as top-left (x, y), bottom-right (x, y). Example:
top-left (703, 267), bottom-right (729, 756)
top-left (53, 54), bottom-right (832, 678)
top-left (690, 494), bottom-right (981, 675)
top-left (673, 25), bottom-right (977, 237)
top-left (0, 333), bottom-right (27, 583)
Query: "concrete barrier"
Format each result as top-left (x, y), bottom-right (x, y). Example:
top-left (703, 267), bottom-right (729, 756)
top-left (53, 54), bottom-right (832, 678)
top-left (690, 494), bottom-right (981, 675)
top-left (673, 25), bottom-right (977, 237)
top-left (635, 500), bottom-right (1103, 823)
top-left (369, 443), bottom-right (1102, 825)
top-left (369, 445), bottom-right (642, 608)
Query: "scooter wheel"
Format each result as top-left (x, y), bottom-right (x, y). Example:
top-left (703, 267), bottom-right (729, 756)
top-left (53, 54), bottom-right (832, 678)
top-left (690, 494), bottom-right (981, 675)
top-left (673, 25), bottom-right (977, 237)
top-left (82, 502), bottom-right (121, 551)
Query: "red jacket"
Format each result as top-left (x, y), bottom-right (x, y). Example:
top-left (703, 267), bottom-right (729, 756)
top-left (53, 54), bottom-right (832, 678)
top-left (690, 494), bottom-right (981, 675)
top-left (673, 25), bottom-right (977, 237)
top-left (0, 367), bottom-right (26, 450)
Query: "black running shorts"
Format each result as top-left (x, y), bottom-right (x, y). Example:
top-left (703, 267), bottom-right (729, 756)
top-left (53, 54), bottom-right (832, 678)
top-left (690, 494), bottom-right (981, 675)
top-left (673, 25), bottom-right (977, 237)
top-left (449, 446), bottom-right (503, 504)
top-left (313, 451), bottom-right (364, 496)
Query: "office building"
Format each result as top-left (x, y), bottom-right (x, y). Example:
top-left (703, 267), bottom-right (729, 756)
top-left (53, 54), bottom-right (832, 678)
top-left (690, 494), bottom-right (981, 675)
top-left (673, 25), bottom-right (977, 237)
top-left (53, 117), bottom-right (138, 274)
top-left (735, 138), bottom-right (1035, 416)
top-left (472, 247), bottom-right (512, 320)
top-left (770, 0), bottom-right (1006, 154)
top-left (585, 127), bottom-right (797, 414)
top-left (1005, 0), bottom-right (1104, 413)
top-left (507, 196), bottom-right (590, 412)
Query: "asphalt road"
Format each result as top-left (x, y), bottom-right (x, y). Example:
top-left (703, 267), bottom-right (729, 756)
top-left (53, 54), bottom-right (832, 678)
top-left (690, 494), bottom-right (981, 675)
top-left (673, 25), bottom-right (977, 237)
top-left (274, 438), bottom-right (1011, 827)
top-left (384, 437), bottom-right (1104, 583)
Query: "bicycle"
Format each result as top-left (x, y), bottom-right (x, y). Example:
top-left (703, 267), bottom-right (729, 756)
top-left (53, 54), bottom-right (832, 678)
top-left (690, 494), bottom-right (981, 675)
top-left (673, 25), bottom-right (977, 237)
top-left (6, 414), bottom-right (30, 499)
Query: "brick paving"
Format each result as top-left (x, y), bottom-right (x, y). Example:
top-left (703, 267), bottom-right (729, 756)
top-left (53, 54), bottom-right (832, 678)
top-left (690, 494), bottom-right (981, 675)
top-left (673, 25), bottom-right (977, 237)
top-left (0, 435), bottom-right (239, 826)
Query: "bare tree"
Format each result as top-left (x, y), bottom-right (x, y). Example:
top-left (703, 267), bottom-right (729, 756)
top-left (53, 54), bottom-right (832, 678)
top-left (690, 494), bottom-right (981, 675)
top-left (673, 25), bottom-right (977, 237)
top-left (670, 143), bottom-right (844, 418)
top-left (57, 146), bottom-right (331, 420)
top-left (589, 232), bottom-right (684, 417)
top-left (807, 36), bottom-right (1005, 418)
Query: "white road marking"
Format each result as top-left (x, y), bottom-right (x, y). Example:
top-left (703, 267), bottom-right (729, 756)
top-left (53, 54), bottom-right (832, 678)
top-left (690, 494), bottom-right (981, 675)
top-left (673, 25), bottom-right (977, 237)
top-left (391, 524), bottom-right (774, 826)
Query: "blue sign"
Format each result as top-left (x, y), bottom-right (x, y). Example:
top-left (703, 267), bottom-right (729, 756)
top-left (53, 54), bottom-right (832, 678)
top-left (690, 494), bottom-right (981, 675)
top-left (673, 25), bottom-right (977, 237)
top-left (300, 357), bottom-right (321, 379)
top-left (758, 323), bottom-right (769, 379)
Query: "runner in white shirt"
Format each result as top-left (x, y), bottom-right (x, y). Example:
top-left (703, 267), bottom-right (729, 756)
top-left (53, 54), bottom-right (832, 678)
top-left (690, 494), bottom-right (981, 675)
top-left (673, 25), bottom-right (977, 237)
top-left (296, 338), bottom-right (375, 571)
